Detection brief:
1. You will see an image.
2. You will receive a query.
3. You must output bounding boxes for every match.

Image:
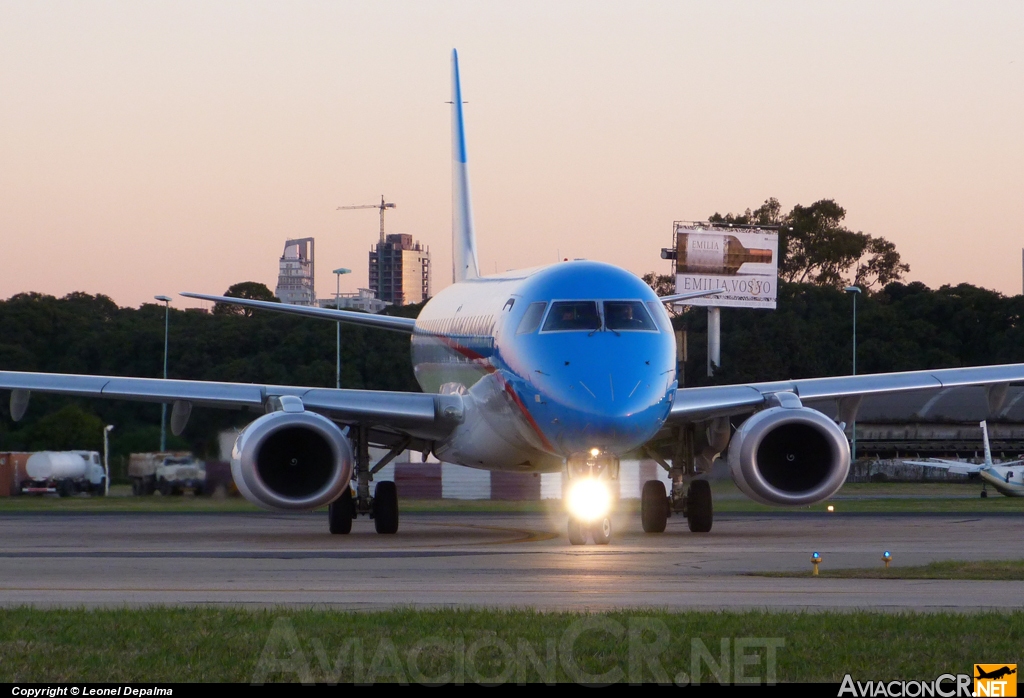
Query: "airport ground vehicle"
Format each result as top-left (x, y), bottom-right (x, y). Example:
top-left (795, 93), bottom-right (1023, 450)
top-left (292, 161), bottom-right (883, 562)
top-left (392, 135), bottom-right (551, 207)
top-left (129, 452), bottom-right (206, 496)
top-left (20, 451), bottom-right (105, 496)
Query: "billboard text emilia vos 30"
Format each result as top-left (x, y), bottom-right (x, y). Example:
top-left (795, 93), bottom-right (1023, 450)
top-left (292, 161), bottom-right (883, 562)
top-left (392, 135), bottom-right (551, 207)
top-left (667, 222), bottom-right (779, 309)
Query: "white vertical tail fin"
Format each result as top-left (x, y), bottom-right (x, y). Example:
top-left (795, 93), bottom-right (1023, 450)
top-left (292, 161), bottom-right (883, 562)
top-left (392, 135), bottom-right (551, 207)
top-left (451, 49), bottom-right (480, 283)
top-left (980, 420), bottom-right (993, 467)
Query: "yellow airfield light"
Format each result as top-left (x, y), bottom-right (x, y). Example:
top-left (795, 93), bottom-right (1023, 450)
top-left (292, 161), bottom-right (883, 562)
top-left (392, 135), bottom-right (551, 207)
top-left (566, 478), bottom-right (612, 523)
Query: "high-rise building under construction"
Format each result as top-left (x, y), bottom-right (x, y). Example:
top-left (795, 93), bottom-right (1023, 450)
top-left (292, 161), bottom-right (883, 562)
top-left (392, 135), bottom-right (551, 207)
top-left (369, 234), bottom-right (431, 306)
top-left (275, 237), bottom-right (316, 306)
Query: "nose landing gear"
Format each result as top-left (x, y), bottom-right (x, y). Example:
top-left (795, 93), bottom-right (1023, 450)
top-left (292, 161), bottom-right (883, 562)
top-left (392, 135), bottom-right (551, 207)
top-left (564, 451), bottom-right (618, 545)
top-left (567, 515), bottom-right (612, 545)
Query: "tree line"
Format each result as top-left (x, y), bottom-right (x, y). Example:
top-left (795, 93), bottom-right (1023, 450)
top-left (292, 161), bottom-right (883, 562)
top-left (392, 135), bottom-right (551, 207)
top-left (0, 289), bottom-right (421, 463)
top-left (1, 197), bottom-right (1020, 463)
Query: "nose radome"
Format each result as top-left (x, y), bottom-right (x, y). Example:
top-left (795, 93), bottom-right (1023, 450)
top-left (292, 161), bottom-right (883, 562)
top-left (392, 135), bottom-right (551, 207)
top-left (553, 359), bottom-right (663, 414)
top-left (537, 363), bottom-right (671, 455)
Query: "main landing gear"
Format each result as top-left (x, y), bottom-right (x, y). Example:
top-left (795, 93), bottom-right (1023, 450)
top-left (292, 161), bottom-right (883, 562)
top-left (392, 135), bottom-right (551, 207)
top-left (640, 424), bottom-right (715, 534)
top-left (328, 427), bottom-right (408, 535)
top-left (639, 479), bottom-right (713, 533)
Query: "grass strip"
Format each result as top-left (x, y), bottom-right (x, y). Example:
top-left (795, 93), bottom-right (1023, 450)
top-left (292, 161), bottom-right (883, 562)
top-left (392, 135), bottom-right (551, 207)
top-left (1, 608), bottom-right (1021, 683)
top-left (752, 559), bottom-right (1024, 581)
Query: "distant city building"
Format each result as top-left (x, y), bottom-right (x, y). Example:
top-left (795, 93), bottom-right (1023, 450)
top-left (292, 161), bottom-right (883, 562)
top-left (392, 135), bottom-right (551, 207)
top-left (368, 233), bottom-right (431, 306)
top-left (275, 238), bottom-right (316, 306)
top-left (317, 288), bottom-right (389, 314)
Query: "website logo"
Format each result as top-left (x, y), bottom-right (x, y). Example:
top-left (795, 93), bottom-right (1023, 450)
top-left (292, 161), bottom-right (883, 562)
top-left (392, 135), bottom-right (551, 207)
top-left (974, 665), bottom-right (1017, 697)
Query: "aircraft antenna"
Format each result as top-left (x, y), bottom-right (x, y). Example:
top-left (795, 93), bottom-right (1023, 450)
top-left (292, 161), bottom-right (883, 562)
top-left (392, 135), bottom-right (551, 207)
top-left (337, 195), bottom-right (397, 243)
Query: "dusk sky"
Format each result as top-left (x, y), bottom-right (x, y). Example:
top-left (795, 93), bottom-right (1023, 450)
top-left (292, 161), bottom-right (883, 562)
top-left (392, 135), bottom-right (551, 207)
top-left (1, 1), bottom-right (1021, 309)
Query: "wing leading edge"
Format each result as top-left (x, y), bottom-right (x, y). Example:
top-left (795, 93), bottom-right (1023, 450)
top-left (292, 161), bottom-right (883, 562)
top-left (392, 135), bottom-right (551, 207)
top-left (669, 363), bottom-right (1024, 422)
top-left (0, 370), bottom-right (462, 441)
top-left (180, 293), bottom-right (417, 333)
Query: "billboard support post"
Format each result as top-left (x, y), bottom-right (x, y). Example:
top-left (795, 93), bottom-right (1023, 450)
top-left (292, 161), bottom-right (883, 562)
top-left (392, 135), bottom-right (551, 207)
top-left (707, 307), bottom-right (720, 377)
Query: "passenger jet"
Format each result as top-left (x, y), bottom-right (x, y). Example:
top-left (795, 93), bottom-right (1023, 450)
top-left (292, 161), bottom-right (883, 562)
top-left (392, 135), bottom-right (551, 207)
top-left (905, 421), bottom-right (1024, 498)
top-left (4, 51), bottom-right (1024, 544)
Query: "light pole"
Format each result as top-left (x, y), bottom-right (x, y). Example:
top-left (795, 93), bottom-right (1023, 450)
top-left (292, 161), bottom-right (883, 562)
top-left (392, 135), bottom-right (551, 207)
top-left (843, 286), bottom-right (862, 460)
top-left (155, 295), bottom-right (172, 451)
top-left (333, 268), bottom-right (352, 389)
top-left (103, 424), bottom-right (114, 497)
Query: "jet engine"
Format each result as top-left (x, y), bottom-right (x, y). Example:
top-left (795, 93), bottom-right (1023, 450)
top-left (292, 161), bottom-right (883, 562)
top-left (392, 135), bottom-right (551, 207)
top-left (728, 404), bottom-right (850, 506)
top-left (231, 408), bottom-right (353, 511)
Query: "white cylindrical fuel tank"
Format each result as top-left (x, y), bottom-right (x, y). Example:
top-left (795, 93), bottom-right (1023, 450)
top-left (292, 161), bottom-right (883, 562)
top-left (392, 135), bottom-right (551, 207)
top-left (26, 451), bottom-right (89, 481)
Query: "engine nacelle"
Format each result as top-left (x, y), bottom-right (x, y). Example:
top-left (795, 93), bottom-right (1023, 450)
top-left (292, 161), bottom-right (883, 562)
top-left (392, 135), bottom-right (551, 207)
top-left (231, 410), bottom-right (353, 511)
top-left (728, 406), bottom-right (850, 506)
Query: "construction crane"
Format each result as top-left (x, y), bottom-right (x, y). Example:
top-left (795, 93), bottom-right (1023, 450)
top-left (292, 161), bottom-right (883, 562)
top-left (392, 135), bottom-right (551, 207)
top-left (337, 195), bottom-right (396, 244)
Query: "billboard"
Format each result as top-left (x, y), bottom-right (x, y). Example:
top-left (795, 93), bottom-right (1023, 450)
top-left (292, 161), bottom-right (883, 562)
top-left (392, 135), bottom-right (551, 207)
top-left (670, 223), bottom-right (779, 309)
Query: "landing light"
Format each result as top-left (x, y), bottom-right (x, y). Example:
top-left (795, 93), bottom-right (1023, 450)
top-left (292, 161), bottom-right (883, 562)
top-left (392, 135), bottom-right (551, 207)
top-left (566, 478), bottom-right (612, 523)
top-left (589, 448), bottom-right (601, 457)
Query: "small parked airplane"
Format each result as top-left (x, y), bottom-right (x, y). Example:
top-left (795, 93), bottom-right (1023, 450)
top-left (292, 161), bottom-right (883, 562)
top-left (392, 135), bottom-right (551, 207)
top-left (904, 421), bottom-right (1024, 497)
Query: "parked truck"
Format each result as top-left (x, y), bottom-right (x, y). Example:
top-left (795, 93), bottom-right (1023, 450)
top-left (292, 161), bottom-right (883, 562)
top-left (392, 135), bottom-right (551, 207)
top-left (129, 452), bottom-right (206, 495)
top-left (21, 451), bottom-right (106, 496)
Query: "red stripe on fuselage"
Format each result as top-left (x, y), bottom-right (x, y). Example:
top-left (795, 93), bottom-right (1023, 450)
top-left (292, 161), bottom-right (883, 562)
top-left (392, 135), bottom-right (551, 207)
top-left (422, 331), bottom-right (556, 454)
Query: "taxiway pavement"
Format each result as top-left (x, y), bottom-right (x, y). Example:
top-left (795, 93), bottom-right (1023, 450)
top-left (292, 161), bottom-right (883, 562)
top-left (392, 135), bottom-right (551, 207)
top-left (1, 510), bottom-right (1020, 611)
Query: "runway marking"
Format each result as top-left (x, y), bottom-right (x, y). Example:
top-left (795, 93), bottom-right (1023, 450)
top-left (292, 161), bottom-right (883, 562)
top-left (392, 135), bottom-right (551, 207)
top-left (430, 522), bottom-right (559, 545)
top-left (0, 550), bottom-right (514, 559)
top-left (0, 579), bottom-right (1015, 595)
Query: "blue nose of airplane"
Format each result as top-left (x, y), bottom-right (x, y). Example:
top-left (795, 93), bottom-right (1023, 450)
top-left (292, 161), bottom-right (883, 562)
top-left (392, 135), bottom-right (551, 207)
top-left (522, 332), bottom-right (675, 456)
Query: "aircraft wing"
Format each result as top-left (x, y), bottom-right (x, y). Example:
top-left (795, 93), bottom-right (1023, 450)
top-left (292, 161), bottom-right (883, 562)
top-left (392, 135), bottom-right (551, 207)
top-left (668, 363), bottom-right (1024, 422)
top-left (180, 293), bottom-right (417, 333)
top-left (658, 289), bottom-right (722, 304)
top-left (901, 459), bottom-right (984, 475)
top-left (0, 371), bottom-right (462, 442)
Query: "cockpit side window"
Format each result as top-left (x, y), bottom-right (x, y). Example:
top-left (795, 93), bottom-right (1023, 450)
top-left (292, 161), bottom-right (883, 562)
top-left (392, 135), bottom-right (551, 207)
top-left (604, 301), bottom-right (657, 331)
top-left (516, 302), bottom-right (548, 335)
top-left (645, 301), bottom-right (672, 333)
top-left (542, 301), bottom-right (601, 332)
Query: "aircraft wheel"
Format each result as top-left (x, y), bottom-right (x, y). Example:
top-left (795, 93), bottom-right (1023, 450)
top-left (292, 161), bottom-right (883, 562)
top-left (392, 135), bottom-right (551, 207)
top-left (567, 516), bottom-right (587, 545)
top-left (329, 488), bottom-right (354, 534)
top-left (980, 490), bottom-right (988, 498)
top-left (373, 481), bottom-right (399, 534)
top-left (686, 480), bottom-right (713, 533)
top-left (641, 480), bottom-right (668, 533)
top-left (591, 517), bottom-right (612, 545)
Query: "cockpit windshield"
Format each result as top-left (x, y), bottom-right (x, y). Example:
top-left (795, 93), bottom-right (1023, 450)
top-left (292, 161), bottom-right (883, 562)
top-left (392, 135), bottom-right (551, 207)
top-left (604, 301), bottom-right (657, 332)
top-left (542, 301), bottom-right (601, 331)
top-left (516, 302), bottom-right (548, 334)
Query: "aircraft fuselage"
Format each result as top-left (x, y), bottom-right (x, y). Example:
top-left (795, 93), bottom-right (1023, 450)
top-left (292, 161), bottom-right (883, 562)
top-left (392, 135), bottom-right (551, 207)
top-left (979, 466), bottom-right (1024, 497)
top-left (412, 260), bottom-right (677, 471)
